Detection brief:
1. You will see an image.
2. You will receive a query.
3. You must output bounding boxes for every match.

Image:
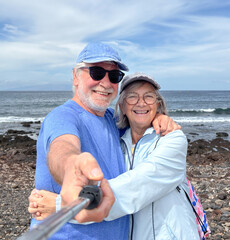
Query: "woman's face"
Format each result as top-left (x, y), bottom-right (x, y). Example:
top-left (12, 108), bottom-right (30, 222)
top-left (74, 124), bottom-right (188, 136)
top-left (121, 82), bottom-right (159, 130)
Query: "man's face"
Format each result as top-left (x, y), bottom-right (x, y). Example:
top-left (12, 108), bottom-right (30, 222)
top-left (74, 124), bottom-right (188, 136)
top-left (73, 62), bottom-right (119, 116)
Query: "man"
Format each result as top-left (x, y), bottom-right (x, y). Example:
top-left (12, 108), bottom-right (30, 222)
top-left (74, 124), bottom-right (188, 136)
top-left (32, 42), bottom-right (180, 239)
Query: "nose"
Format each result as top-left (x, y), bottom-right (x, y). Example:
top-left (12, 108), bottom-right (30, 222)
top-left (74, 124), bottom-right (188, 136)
top-left (136, 96), bottom-right (146, 106)
top-left (99, 73), bottom-right (112, 88)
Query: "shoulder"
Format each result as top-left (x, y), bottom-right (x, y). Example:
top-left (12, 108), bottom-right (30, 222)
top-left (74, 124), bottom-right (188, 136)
top-left (105, 107), bottom-right (115, 118)
top-left (53, 100), bottom-right (83, 114)
top-left (39, 101), bottom-right (83, 149)
top-left (41, 100), bottom-right (84, 136)
top-left (104, 108), bottom-right (117, 127)
top-left (45, 100), bottom-right (82, 122)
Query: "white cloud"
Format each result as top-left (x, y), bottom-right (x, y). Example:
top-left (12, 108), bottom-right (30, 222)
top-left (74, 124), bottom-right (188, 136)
top-left (0, 0), bottom-right (229, 90)
top-left (3, 24), bottom-right (18, 34)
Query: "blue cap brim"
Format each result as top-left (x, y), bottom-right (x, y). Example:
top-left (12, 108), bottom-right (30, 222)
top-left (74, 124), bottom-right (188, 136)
top-left (81, 58), bottom-right (129, 71)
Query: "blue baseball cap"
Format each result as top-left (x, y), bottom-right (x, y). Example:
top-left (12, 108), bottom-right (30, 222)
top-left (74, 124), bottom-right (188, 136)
top-left (76, 42), bottom-right (129, 71)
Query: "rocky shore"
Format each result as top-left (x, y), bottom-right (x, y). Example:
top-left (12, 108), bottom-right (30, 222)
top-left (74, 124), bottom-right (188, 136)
top-left (0, 129), bottom-right (229, 240)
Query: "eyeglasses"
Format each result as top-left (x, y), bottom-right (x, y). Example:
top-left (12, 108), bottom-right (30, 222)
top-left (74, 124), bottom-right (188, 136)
top-left (125, 92), bottom-right (157, 105)
top-left (79, 66), bottom-right (125, 84)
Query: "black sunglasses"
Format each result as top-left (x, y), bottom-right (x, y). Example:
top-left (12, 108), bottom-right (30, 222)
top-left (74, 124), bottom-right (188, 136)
top-left (80, 66), bottom-right (125, 84)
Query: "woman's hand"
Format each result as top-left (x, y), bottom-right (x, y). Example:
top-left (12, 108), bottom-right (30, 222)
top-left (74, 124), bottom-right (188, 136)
top-left (152, 114), bottom-right (181, 135)
top-left (28, 189), bottom-right (57, 221)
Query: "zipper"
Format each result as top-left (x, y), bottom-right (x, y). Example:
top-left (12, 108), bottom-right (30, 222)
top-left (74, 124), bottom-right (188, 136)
top-left (120, 138), bottom-right (134, 240)
top-left (176, 186), bottom-right (181, 193)
top-left (126, 133), bottom-right (152, 170)
top-left (120, 138), bottom-right (132, 170)
top-left (121, 131), bottom-right (160, 240)
top-left (121, 133), bottom-right (152, 240)
top-left (152, 203), bottom-right (155, 240)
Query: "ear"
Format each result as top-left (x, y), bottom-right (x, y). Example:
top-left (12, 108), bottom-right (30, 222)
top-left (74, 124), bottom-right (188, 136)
top-left (73, 69), bottom-right (79, 87)
top-left (157, 102), bottom-right (160, 108)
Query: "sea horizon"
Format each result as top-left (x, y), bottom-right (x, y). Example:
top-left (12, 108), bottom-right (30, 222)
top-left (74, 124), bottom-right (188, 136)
top-left (0, 90), bottom-right (229, 142)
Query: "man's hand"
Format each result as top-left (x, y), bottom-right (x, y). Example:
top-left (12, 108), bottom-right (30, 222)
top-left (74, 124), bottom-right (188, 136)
top-left (61, 152), bottom-right (103, 205)
top-left (75, 179), bottom-right (115, 223)
top-left (60, 152), bottom-right (115, 223)
top-left (152, 114), bottom-right (181, 135)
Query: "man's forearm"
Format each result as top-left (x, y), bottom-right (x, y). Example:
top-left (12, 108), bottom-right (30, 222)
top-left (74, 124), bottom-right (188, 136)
top-left (48, 135), bottom-right (81, 185)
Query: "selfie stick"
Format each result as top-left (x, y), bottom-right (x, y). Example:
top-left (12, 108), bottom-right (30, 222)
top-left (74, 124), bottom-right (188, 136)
top-left (17, 185), bottom-right (102, 240)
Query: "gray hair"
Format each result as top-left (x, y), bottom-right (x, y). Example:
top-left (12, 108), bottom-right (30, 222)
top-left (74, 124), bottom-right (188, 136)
top-left (115, 81), bottom-right (168, 129)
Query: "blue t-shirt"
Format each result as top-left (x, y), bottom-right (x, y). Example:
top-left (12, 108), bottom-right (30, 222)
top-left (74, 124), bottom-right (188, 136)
top-left (31, 100), bottom-right (129, 240)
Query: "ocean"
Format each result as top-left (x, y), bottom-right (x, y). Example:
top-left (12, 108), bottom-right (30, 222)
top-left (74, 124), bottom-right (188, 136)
top-left (0, 91), bottom-right (229, 141)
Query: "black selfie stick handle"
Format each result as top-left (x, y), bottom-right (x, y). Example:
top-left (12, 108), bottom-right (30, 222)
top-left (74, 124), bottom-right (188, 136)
top-left (79, 185), bottom-right (102, 209)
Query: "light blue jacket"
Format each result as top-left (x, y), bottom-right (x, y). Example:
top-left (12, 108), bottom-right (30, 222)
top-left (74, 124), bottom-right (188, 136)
top-left (107, 128), bottom-right (200, 240)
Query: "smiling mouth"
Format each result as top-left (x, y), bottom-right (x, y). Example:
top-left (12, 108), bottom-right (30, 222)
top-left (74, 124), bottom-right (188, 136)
top-left (133, 110), bottom-right (149, 114)
top-left (94, 90), bottom-right (111, 96)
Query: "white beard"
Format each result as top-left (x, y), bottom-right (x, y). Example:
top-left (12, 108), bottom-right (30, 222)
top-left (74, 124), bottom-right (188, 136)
top-left (77, 85), bottom-right (110, 113)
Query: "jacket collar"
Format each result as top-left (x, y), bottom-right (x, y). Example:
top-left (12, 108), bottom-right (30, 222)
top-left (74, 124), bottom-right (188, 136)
top-left (121, 127), bottom-right (156, 147)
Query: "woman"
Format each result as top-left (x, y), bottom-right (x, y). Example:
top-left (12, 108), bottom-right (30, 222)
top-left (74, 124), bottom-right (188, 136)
top-left (29, 73), bottom-right (201, 239)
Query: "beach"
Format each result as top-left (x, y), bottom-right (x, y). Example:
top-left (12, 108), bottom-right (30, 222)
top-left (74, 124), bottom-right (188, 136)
top-left (0, 126), bottom-right (230, 240)
top-left (0, 90), bottom-right (229, 239)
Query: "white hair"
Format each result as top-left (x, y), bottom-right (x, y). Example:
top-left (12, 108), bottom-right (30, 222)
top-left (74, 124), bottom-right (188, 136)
top-left (72, 63), bottom-right (87, 94)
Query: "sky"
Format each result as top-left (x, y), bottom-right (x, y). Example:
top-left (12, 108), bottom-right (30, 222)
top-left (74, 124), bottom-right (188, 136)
top-left (0, 0), bottom-right (230, 91)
